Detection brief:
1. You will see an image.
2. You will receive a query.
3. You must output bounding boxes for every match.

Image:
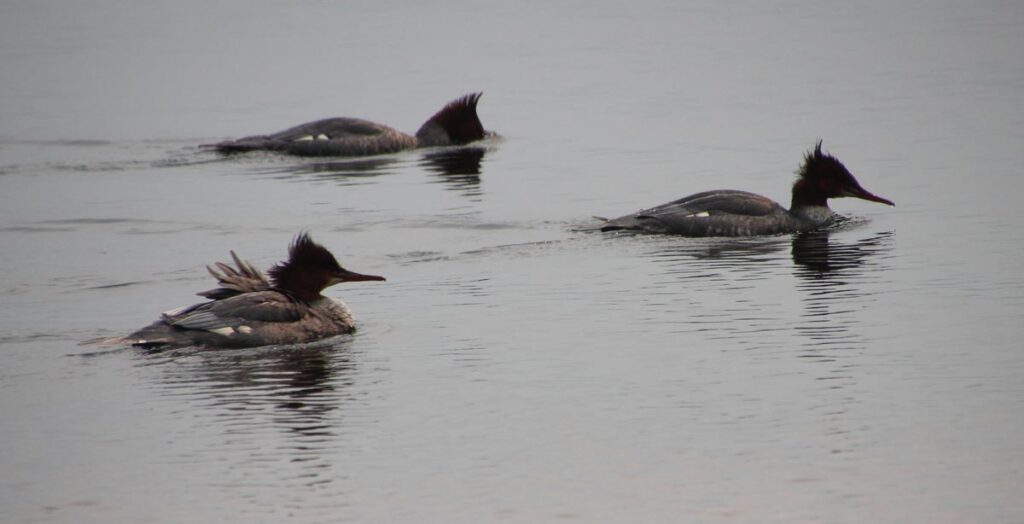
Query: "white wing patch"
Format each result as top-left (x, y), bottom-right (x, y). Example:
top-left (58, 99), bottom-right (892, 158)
top-left (685, 211), bottom-right (711, 218)
top-left (237, 326), bottom-right (253, 334)
top-left (209, 327), bottom-right (235, 336)
top-left (162, 305), bottom-right (191, 317)
top-left (316, 134), bottom-right (329, 140)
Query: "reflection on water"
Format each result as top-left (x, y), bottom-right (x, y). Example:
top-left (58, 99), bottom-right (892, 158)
top-left (257, 156), bottom-right (403, 185)
top-left (634, 235), bottom-right (794, 349)
top-left (2, 0), bottom-right (1020, 517)
top-left (641, 235), bottom-right (790, 283)
top-left (639, 229), bottom-right (893, 287)
top-left (636, 231), bottom-right (894, 363)
top-left (636, 229), bottom-right (895, 461)
top-left (785, 231), bottom-right (894, 457)
top-left (231, 146), bottom-right (490, 197)
top-left (791, 230), bottom-right (893, 275)
top-left (420, 146), bottom-right (487, 197)
top-left (145, 342), bottom-right (356, 483)
top-left (791, 230), bottom-right (895, 368)
top-left (646, 236), bottom-right (788, 264)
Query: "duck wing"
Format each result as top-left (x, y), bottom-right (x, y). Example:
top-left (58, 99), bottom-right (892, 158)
top-left (268, 117), bottom-right (398, 141)
top-left (636, 190), bottom-right (784, 219)
top-left (207, 118), bottom-right (416, 156)
top-left (167, 291), bottom-right (305, 335)
top-left (600, 190), bottom-right (790, 236)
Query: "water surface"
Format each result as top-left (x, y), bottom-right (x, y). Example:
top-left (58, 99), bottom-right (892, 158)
top-left (2, 1), bottom-right (1024, 522)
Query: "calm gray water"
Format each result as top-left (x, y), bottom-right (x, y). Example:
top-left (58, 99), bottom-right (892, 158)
top-left (3, 1), bottom-right (1024, 522)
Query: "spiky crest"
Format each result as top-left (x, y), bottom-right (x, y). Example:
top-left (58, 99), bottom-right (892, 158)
top-left (415, 93), bottom-right (485, 146)
top-left (791, 141), bottom-right (856, 208)
top-left (267, 233), bottom-right (343, 300)
top-left (796, 140), bottom-right (847, 180)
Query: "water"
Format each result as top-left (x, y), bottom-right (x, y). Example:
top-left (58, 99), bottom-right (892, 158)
top-left (3, 1), bottom-right (1024, 522)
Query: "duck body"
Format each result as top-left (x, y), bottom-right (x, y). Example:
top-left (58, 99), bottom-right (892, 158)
top-left (125, 234), bottom-right (384, 350)
top-left (206, 93), bottom-right (485, 157)
top-left (128, 291), bottom-right (357, 349)
top-left (600, 189), bottom-right (813, 236)
top-left (213, 118), bottom-right (417, 157)
top-left (599, 142), bottom-right (893, 237)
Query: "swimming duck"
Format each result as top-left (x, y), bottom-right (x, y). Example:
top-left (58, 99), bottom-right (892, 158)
top-left (598, 142), bottom-right (894, 236)
top-left (125, 233), bottom-right (384, 349)
top-left (205, 93), bottom-right (487, 157)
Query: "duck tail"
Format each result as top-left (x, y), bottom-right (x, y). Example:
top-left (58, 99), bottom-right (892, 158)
top-left (568, 217), bottom-right (615, 232)
top-left (196, 250), bottom-right (271, 299)
top-left (200, 135), bottom-right (275, 154)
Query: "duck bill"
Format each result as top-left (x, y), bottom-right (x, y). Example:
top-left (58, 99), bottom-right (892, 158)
top-left (849, 185), bottom-right (895, 206)
top-left (337, 269), bottom-right (386, 283)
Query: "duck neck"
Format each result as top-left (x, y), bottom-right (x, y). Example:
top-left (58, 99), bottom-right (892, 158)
top-left (789, 205), bottom-right (835, 227)
top-left (790, 178), bottom-right (829, 210)
top-left (414, 122), bottom-right (451, 147)
top-left (272, 272), bottom-right (328, 303)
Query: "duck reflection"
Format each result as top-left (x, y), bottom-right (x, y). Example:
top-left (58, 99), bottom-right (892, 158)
top-left (260, 156), bottom-right (402, 185)
top-left (157, 343), bottom-right (351, 430)
top-left (637, 231), bottom-right (891, 355)
top-left (634, 236), bottom-right (792, 349)
top-left (638, 229), bottom-right (892, 288)
top-left (419, 146), bottom-right (487, 197)
top-left (791, 230), bottom-right (894, 364)
top-left (145, 341), bottom-right (356, 482)
top-left (641, 235), bottom-right (790, 281)
top-left (792, 230), bottom-right (893, 275)
top-left (238, 145), bottom-right (490, 196)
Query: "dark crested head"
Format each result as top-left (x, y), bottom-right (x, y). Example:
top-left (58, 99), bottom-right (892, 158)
top-left (791, 141), bottom-right (894, 208)
top-left (414, 93), bottom-right (486, 147)
top-left (268, 233), bottom-right (385, 300)
top-left (797, 140), bottom-right (859, 186)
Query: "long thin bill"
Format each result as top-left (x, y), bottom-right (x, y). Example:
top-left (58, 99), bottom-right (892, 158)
top-left (339, 269), bottom-right (386, 282)
top-left (851, 185), bottom-right (895, 206)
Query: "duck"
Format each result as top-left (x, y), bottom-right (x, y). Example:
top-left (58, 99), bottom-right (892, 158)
top-left (597, 142), bottom-right (894, 236)
top-left (124, 233), bottom-right (384, 350)
top-left (204, 93), bottom-right (487, 157)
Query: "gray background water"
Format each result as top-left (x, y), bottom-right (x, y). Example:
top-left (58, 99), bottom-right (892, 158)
top-left (2, 1), bottom-right (1023, 522)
